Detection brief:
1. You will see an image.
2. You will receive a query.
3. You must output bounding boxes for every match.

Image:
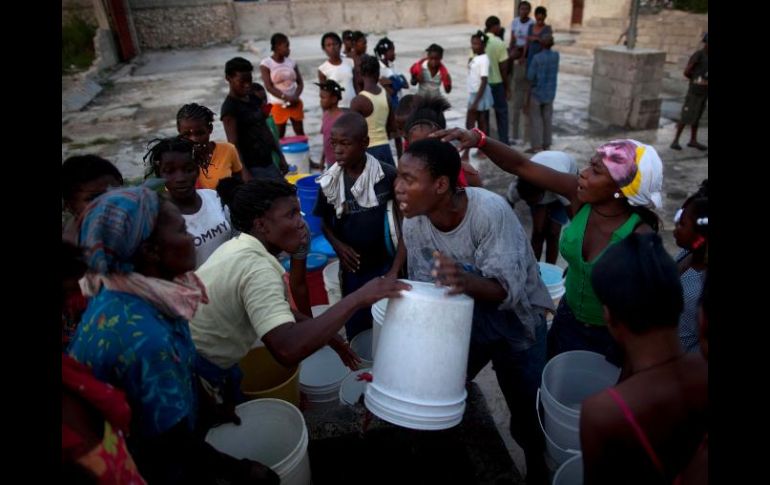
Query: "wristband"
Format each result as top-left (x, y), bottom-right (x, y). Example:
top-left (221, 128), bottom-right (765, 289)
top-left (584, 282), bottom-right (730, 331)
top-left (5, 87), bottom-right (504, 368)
top-left (471, 127), bottom-right (487, 149)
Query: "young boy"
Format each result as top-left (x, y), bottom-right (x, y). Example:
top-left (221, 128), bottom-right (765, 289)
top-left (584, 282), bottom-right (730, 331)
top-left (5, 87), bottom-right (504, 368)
top-left (671, 33), bottom-right (708, 151)
top-left (484, 16), bottom-right (510, 146)
top-left (410, 44), bottom-right (452, 98)
top-left (526, 35), bottom-right (559, 153)
top-left (313, 112), bottom-right (399, 339)
top-left (394, 138), bottom-right (553, 485)
top-left (315, 79), bottom-right (346, 168)
top-left (221, 57), bottom-right (288, 180)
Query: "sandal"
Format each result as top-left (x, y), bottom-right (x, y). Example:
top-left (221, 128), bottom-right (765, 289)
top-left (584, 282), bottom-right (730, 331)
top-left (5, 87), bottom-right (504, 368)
top-left (687, 141), bottom-right (707, 151)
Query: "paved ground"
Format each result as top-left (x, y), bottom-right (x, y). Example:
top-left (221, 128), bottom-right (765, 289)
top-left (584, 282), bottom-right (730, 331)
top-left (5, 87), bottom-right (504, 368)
top-left (62, 22), bottom-right (708, 481)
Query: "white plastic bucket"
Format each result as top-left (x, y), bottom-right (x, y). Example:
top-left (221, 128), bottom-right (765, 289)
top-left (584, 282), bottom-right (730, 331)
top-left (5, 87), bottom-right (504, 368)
top-left (322, 260), bottom-right (342, 305)
top-left (205, 398), bottom-right (311, 485)
top-left (364, 280), bottom-right (475, 430)
top-left (338, 367), bottom-right (372, 406)
top-left (552, 453), bottom-right (583, 485)
top-left (370, 298), bottom-right (388, 359)
top-left (299, 345), bottom-right (349, 403)
top-left (350, 328), bottom-right (374, 368)
top-left (541, 351), bottom-right (620, 452)
top-left (311, 305), bottom-right (329, 317)
top-left (537, 389), bottom-right (580, 471)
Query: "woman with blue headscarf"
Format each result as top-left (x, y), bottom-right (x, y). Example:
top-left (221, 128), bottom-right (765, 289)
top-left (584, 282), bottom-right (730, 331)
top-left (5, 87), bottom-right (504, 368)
top-left (68, 187), bottom-right (279, 484)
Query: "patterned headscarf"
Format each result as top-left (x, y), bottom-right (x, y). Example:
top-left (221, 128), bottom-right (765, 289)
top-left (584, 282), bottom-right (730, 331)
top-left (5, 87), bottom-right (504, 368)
top-left (596, 139), bottom-right (663, 209)
top-left (79, 186), bottom-right (160, 274)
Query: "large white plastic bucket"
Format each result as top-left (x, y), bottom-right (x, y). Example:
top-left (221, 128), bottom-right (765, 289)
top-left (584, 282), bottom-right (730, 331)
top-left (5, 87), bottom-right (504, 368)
top-left (541, 351), bottom-right (620, 452)
top-left (299, 345), bottom-right (349, 403)
top-left (364, 280), bottom-right (474, 430)
top-left (322, 260), bottom-right (342, 305)
top-left (205, 398), bottom-right (311, 485)
top-left (537, 389), bottom-right (580, 471)
top-left (552, 453), bottom-right (583, 485)
top-left (370, 298), bottom-right (388, 359)
top-left (350, 328), bottom-right (374, 368)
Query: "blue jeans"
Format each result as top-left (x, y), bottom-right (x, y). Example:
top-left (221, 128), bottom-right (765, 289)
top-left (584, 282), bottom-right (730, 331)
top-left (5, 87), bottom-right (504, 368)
top-left (366, 144), bottom-right (395, 166)
top-left (547, 298), bottom-right (624, 367)
top-left (467, 311), bottom-right (548, 483)
top-left (488, 82), bottom-right (510, 145)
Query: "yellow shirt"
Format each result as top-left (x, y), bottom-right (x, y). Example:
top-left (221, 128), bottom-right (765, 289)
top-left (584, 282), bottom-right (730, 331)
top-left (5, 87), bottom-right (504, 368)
top-left (361, 90), bottom-right (390, 147)
top-left (190, 233), bottom-right (295, 369)
top-left (197, 142), bottom-right (243, 190)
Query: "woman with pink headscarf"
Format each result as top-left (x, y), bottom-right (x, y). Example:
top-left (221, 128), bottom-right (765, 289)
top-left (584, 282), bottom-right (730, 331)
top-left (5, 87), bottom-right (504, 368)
top-left (431, 129), bottom-right (663, 366)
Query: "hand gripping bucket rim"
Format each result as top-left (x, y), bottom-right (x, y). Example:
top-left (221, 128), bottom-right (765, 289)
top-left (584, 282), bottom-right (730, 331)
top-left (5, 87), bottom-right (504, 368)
top-left (204, 398), bottom-right (310, 483)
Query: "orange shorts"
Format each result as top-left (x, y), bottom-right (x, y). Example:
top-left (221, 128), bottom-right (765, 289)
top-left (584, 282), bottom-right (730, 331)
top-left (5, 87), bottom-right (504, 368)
top-left (270, 100), bottom-right (305, 124)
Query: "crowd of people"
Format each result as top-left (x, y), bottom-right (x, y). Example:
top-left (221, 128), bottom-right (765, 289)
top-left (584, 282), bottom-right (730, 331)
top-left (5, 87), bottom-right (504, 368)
top-left (62, 9), bottom-right (708, 484)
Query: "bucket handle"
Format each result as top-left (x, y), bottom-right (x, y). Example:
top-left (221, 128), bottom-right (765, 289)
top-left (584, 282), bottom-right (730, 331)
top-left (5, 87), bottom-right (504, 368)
top-left (536, 388), bottom-right (581, 456)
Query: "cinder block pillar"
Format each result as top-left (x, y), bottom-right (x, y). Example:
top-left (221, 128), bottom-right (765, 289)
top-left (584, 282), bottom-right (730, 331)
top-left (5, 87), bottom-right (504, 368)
top-left (589, 46), bottom-right (666, 130)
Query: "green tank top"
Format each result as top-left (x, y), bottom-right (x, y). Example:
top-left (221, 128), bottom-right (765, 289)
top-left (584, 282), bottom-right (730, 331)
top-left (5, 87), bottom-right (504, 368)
top-left (559, 204), bottom-right (641, 325)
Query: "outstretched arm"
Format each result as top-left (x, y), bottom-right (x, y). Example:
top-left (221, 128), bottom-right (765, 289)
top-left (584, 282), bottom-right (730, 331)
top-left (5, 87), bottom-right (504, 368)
top-left (432, 127), bottom-right (581, 206)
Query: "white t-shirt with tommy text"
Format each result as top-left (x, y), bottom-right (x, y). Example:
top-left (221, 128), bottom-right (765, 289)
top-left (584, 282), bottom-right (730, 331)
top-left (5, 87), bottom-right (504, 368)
top-left (183, 189), bottom-right (233, 269)
top-left (468, 53), bottom-right (490, 93)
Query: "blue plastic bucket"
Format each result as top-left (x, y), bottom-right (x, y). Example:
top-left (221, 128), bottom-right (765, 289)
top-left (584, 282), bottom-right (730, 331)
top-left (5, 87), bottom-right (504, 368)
top-left (296, 175), bottom-right (322, 236)
top-left (310, 235), bottom-right (337, 258)
top-left (281, 252), bottom-right (328, 272)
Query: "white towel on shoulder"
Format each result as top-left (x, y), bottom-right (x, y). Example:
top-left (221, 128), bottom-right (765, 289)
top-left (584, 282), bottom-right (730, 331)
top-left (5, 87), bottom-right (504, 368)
top-left (318, 153), bottom-right (385, 218)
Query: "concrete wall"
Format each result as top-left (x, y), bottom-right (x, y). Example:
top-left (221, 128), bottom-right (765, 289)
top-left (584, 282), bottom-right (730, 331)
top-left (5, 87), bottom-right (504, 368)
top-left (466, 0), bottom-right (632, 32)
top-left (128, 0), bottom-right (236, 49)
top-left (234, 0), bottom-right (467, 38)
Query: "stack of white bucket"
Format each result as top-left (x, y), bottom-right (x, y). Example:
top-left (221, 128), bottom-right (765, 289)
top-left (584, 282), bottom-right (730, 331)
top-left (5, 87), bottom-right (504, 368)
top-left (364, 281), bottom-right (475, 430)
top-left (538, 350), bottom-right (620, 480)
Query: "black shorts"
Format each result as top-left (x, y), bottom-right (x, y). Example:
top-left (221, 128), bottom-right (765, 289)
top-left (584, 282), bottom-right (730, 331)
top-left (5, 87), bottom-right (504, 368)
top-left (680, 84), bottom-right (708, 126)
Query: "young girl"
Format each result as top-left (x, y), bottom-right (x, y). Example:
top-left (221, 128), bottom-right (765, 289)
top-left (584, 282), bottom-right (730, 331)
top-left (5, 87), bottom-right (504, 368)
top-left (176, 103), bottom-right (249, 190)
top-left (315, 79), bottom-right (345, 169)
top-left (145, 136), bottom-right (232, 269)
top-left (350, 55), bottom-right (396, 166)
top-left (673, 179), bottom-right (708, 353)
top-left (581, 233), bottom-right (707, 484)
top-left (317, 32), bottom-right (356, 108)
top-left (61, 155), bottom-right (124, 243)
top-left (260, 33), bottom-right (305, 138)
top-left (466, 31), bottom-right (494, 161)
top-left (409, 44), bottom-right (452, 97)
top-left (404, 94), bottom-right (482, 187)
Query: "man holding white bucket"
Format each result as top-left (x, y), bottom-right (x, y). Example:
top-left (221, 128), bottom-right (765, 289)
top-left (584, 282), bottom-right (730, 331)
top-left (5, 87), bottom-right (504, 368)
top-left (190, 179), bottom-right (409, 422)
top-left (394, 139), bottom-right (554, 484)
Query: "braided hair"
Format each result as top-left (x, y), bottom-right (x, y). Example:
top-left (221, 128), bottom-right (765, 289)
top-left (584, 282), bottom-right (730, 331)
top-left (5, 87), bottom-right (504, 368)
top-left (314, 79), bottom-right (345, 101)
top-left (176, 103), bottom-right (215, 131)
top-left (471, 30), bottom-right (489, 47)
top-left (405, 94), bottom-right (451, 133)
top-left (143, 136), bottom-right (210, 179)
top-left (227, 178), bottom-right (298, 233)
top-left (374, 37), bottom-right (394, 63)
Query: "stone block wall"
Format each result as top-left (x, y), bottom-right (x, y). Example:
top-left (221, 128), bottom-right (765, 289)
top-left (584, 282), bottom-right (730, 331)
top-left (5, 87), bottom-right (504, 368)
top-left (234, 0), bottom-right (467, 38)
top-left (589, 45), bottom-right (666, 129)
top-left (129, 0), bottom-right (236, 49)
